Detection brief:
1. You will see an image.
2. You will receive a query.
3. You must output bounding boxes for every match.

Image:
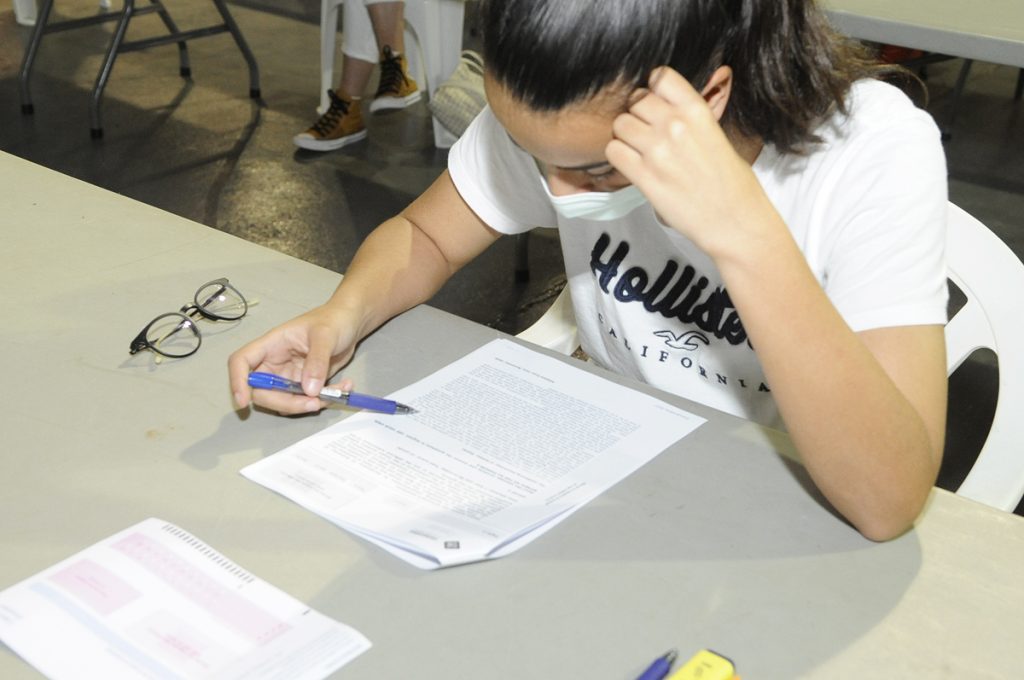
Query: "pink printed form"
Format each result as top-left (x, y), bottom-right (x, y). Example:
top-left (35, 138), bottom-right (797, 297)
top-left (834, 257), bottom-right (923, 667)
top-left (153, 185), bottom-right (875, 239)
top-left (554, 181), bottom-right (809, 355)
top-left (112, 533), bottom-right (290, 645)
top-left (50, 559), bottom-right (142, 616)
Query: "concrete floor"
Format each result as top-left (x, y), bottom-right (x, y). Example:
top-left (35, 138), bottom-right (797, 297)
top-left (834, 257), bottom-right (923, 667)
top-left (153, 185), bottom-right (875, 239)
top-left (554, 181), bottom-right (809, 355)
top-left (2, 0), bottom-right (1022, 511)
top-left (0, 0), bottom-right (565, 332)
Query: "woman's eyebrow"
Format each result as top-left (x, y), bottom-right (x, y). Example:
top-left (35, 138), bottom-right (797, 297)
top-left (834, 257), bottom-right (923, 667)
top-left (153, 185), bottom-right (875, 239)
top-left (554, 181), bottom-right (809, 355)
top-left (504, 132), bottom-right (611, 172)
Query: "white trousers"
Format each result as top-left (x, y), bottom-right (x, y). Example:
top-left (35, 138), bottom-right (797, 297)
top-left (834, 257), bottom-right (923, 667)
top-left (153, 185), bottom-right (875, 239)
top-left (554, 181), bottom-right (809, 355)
top-left (342, 0), bottom-right (403, 62)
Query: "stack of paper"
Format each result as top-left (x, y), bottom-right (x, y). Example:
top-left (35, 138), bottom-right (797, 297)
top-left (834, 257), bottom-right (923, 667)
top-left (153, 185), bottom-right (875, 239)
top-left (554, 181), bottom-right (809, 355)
top-left (243, 339), bottom-right (706, 569)
top-left (0, 519), bottom-right (370, 679)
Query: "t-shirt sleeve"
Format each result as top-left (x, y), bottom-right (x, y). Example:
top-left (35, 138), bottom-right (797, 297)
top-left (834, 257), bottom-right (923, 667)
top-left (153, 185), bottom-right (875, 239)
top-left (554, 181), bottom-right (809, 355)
top-left (447, 106), bottom-right (558, 235)
top-left (818, 102), bottom-right (949, 331)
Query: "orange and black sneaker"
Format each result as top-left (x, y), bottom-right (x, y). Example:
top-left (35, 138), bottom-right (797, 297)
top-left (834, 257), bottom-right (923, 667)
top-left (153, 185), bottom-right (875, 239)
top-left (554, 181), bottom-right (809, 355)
top-left (369, 45), bottom-right (421, 114)
top-left (293, 90), bottom-right (367, 151)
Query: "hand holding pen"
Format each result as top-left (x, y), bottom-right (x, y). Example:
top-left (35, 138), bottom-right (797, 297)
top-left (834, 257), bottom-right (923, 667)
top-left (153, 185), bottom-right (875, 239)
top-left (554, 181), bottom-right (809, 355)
top-left (247, 372), bottom-right (416, 415)
top-left (228, 304), bottom-right (366, 415)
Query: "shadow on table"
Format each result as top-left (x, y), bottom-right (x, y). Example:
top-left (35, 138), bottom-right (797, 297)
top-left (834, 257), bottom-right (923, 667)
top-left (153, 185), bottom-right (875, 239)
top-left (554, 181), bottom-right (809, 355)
top-left (311, 510), bottom-right (921, 680)
top-left (300, 416), bottom-right (923, 680)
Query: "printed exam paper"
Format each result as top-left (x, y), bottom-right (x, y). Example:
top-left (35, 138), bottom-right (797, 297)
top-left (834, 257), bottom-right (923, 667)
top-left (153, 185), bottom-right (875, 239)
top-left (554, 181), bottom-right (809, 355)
top-left (0, 519), bottom-right (370, 679)
top-left (242, 339), bottom-right (706, 568)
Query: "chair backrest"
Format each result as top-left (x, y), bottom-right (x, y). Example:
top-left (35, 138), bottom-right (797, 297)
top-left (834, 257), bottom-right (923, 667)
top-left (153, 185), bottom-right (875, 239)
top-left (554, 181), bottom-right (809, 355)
top-left (944, 202), bottom-right (1024, 511)
top-left (516, 284), bottom-right (578, 356)
top-left (517, 202), bottom-right (1024, 511)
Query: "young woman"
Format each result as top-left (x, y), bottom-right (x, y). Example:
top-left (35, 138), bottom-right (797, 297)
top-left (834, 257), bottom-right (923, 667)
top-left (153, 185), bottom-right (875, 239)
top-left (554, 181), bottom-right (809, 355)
top-left (229, 0), bottom-right (949, 540)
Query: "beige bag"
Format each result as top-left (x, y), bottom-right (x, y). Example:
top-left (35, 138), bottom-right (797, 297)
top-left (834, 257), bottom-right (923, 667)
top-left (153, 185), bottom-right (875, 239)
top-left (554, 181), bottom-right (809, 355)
top-left (428, 50), bottom-right (486, 138)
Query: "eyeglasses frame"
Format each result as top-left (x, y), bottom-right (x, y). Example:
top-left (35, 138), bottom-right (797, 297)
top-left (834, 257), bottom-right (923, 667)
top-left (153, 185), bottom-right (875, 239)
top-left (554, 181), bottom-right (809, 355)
top-left (129, 278), bottom-right (248, 359)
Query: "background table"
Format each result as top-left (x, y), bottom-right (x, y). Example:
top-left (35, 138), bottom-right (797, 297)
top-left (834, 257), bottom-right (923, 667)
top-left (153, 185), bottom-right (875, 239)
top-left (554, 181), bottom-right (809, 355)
top-left (822, 0), bottom-right (1024, 69)
top-left (2, 150), bottom-right (1023, 678)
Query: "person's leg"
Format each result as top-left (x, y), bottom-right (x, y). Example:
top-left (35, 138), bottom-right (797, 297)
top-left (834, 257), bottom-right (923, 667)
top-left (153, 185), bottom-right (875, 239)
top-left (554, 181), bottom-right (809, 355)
top-left (338, 0), bottom-right (380, 98)
top-left (365, 0), bottom-right (421, 113)
top-left (336, 57), bottom-right (375, 102)
top-left (294, 0), bottom-right (376, 151)
top-left (366, 1), bottom-right (404, 56)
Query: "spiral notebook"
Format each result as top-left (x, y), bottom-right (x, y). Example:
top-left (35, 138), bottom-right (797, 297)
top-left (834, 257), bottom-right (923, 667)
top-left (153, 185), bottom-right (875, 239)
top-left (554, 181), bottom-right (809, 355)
top-left (0, 519), bottom-right (370, 679)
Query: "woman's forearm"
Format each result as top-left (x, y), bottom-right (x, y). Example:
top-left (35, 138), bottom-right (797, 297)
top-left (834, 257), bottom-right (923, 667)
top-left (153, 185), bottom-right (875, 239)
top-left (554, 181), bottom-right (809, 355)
top-left (717, 223), bottom-right (945, 540)
top-left (325, 214), bottom-right (459, 341)
top-left (323, 170), bottom-right (501, 343)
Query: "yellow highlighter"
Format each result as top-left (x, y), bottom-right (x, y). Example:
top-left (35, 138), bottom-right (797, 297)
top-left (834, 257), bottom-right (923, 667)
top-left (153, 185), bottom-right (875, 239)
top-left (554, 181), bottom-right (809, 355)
top-left (666, 649), bottom-right (738, 680)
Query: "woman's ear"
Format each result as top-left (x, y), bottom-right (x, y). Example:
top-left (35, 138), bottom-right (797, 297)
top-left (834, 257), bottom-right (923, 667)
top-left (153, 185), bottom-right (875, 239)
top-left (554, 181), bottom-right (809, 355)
top-left (701, 66), bottom-right (733, 122)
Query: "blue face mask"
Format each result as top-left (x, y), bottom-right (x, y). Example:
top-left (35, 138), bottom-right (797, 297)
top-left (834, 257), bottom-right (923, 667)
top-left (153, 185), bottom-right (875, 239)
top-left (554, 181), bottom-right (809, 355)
top-left (540, 177), bottom-right (648, 221)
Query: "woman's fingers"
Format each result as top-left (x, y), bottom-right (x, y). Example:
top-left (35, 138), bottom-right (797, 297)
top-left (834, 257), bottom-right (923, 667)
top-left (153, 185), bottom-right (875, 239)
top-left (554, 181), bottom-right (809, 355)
top-left (254, 390), bottom-right (324, 415)
top-left (605, 138), bottom-right (647, 185)
top-left (648, 66), bottom-right (705, 109)
top-left (300, 322), bottom-right (343, 396)
top-left (610, 109), bottom-right (660, 153)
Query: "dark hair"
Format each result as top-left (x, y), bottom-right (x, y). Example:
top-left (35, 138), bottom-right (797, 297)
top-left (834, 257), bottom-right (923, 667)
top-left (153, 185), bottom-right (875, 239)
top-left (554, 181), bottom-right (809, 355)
top-left (481, 0), bottom-right (901, 152)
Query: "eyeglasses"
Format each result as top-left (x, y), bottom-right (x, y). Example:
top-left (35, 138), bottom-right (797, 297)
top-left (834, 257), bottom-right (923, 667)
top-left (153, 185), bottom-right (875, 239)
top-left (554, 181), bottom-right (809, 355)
top-left (129, 278), bottom-right (251, 362)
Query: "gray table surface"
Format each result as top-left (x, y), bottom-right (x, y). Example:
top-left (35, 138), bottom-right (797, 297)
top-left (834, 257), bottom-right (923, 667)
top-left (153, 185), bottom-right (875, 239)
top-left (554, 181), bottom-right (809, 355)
top-left (822, 0), bottom-right (1024, 69)
top-left (2, 150), bottom-right (1023, 679)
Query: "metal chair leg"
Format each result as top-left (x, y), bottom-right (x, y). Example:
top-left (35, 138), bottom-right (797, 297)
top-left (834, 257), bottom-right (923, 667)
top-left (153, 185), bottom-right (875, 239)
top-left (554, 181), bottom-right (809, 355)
top-left (22, 0), bottom-right (261, 136)
top-left (89, 0), bottom-right (135, 138)
top-left (209, 0), bottom-right (261, 98)
top-left (18, 0), bottom-right (56, 114)
top-left (942, 58), bottom-right (973, 141)
top-left (514, 232), bottom-right (530, 283)
top-left (148, 0), bottom-right (192, 77)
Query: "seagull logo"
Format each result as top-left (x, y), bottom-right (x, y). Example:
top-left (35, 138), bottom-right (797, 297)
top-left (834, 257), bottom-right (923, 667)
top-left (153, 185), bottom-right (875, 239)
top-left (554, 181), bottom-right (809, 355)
top-left (653, 329), bottom-right (710, 351)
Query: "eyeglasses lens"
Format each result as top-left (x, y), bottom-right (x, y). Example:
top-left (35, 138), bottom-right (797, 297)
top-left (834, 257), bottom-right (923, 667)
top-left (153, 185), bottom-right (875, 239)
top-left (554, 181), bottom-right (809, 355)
top-left (144, 312), bottom-right (201, 357)
top-left (196, 281), bottom-right (247, 320)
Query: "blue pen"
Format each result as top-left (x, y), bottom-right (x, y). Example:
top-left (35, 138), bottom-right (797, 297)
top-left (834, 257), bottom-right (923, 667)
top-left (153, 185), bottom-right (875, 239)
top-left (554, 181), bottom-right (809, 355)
top-left (635, 649), bottom-right (678, 680)
top-left (247, 372), bottom-right (417, 415)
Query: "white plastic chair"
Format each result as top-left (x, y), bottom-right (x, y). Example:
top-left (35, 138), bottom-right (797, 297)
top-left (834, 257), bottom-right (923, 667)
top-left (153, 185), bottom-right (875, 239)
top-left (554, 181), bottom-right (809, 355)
top-left (516, 283), bottom-right (578, 356)
top-left (944, 202), bottom-right (1024, 511)
top-left (516, 202), bottom-right (1024, 512)
top-left (319, 0), bottom-right (465, 148)
top-left (13, 0), bottom-right (37, 25)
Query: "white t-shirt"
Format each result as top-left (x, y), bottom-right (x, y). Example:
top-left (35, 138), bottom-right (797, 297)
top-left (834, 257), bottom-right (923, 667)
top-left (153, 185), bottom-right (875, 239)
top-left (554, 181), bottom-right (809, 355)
top-left (448, 79), bottom-right (948, 427)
